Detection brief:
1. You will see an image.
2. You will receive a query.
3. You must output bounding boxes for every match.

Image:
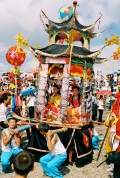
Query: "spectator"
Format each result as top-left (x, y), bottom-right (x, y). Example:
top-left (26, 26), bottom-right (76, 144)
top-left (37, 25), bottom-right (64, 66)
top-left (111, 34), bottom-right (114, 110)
top-left (1, 116), bottom-right (23, 173)
top-left (98, 95), bottom-right (105, 123)
top-left (12, 151), bottom-right (34, 178)
top-left (26, 92), bottom-right (35, 139)
top-left (26, 92), bottom-right (35, 119)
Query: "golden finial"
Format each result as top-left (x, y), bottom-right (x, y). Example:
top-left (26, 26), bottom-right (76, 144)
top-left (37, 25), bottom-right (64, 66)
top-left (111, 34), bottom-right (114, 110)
top-left (34, 45), bottom-right (41, 49)
top-left (15, 34), bottom-right (29, 48)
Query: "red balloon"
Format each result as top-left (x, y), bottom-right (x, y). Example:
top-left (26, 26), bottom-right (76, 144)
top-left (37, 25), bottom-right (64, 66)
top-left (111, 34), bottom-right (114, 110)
top-left (6, 46), bottom-right (26, 66)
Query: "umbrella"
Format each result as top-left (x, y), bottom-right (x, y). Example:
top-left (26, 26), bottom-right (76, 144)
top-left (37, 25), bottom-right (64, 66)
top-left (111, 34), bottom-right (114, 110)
top-left (21, 89), bottom-right (36, 96)
top-left (97, 90), bottom-right (112, 96)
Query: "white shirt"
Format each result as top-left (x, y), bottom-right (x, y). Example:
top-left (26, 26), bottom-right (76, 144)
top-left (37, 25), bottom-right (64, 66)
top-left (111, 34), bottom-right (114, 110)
top-left (98, 100), bottom-right (104, 110)
top-left (50, 134), bottom-right (66, 156)
top-left (27, 96), bottom-right (35, 107)
top-left (0, 103), bottom-right (7, 121)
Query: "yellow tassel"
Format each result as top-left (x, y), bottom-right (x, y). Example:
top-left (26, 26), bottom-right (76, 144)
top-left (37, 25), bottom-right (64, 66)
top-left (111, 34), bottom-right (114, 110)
top-left (32, 58), bottom-right (36, 72)
top-left (104, 62), bottom-right (109, 69)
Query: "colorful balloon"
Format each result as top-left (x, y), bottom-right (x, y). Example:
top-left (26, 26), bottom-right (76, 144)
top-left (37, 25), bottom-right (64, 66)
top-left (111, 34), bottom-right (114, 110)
top-left (6, 46), bottom-right (26, 67)
top-left (58, 5), bottom-right (74, 22)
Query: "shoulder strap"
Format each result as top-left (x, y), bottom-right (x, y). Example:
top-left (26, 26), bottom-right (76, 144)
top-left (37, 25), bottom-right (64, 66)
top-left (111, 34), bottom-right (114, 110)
top-left (4, 128), bottom-right (9, 136)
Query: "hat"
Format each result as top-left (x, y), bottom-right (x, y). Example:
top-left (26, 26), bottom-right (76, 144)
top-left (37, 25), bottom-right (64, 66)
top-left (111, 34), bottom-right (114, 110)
top-left (6, 115), bottom-right (17, 122)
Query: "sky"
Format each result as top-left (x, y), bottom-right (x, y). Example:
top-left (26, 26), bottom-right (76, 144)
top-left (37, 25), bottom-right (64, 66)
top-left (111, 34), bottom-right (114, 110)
top-left (0, 0), bottom-right (120, 76)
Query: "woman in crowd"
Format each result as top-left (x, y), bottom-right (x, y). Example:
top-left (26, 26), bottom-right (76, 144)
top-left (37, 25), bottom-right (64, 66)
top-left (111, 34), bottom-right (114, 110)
top-left (47, 84), bottom-right (61, 114)
top-left (68, 85), bottom-right (82, 165)
top-left (98, 95), bottom-right (105, 123)
top-left (69, 85), bottom-right (82, 110)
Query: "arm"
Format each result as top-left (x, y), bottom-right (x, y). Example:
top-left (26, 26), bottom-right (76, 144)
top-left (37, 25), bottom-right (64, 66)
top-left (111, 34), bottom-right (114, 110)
top-left (115, 119), bottom-right (120, 140)
top-left (46, 131), bottom-right (57, 151)
top-left (13, 130), bottom-right (20, 146)
top-left (26, 98), bottom-right (30, 104)
top-left (3, 121), bottom-right (8, 125)
top-left (12, 113), bottom-right (29, 121)
top-left (115, 135), bottom-right (120, 140)
top-left (6, 107), bottom-right (29, 121)
top-left (2, 130), bottom-right (14, 146)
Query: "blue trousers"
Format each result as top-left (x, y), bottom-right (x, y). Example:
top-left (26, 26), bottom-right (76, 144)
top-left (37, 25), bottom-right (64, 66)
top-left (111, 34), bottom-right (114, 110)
top-left (40, 152), bottom-right (67, 178)
top-left (1, 147), bottom-right (23, 172)
top-left (92, 136), bottom-right (100, 149)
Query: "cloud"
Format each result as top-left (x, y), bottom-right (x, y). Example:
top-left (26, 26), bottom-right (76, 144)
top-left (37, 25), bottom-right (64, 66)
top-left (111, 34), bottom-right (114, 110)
top-left (0, 62), bottom-right (10, 73)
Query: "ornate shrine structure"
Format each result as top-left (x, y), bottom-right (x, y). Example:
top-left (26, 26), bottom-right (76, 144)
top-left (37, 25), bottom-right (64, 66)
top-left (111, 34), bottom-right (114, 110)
top-left (27, 1), bottom-right (112, 164)
top-left (29, 1), bottom-right (109, 124)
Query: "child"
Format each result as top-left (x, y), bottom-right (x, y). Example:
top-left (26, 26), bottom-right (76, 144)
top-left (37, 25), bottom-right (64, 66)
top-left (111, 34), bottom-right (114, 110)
top-left (12, 151), bottom-right (34, 178)
top-left (1, 116), bottom-right (23, 173)
top-left (39, 122), bottom-right (67, 178)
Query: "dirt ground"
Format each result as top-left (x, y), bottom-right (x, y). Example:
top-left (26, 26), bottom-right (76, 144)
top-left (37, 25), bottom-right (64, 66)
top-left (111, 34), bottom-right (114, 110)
top-left (0, 110), bottom-right (113, 178)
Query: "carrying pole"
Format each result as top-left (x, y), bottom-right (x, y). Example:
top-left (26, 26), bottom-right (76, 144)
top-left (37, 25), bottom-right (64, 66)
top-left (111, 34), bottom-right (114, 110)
top-left (96, 112), bottom-right (112, 161)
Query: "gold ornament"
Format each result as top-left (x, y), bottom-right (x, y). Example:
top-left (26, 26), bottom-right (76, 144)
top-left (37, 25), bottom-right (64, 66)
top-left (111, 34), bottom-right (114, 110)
top-left (34, 45), bottom-right (41, 49)
top-left (67, 29), bottom-right (80, 44)
top-left (15, 34), bottom-right (29, 48)
top-left (117, 46), bottom-right (120, 54)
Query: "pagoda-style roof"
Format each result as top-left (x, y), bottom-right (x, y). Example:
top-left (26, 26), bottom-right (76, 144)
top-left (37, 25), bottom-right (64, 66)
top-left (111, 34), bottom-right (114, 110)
top-left (29, 44), bottom-right (109, 64)
top-left (40, 10), bottom-right (102, 46)
top-left (41, 12), bottom-right (101, 34)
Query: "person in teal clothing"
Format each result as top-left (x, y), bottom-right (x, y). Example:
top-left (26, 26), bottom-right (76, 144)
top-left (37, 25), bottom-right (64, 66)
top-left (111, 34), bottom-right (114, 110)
top-left (39, 122), bottom-right (67, 178)
top-left (1, 116), bottom-right (23, 173)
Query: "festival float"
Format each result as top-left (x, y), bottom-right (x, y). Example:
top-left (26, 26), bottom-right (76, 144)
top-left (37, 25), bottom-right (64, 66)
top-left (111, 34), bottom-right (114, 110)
top-left (24, 1), bottom-right (117, 163)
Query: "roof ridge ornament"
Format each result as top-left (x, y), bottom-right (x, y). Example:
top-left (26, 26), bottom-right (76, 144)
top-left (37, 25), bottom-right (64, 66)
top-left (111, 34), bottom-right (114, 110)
top-left (39, 10), bottom-right (48, 30)
top-left (73, 1), bottom-right (78, 18)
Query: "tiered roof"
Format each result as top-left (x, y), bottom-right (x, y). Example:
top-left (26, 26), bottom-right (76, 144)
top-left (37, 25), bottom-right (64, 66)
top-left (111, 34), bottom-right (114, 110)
top-left (40, 9), bottom-right (102, 45)
top-left (29, 44), bottom-right (109, 64)
top-left (29, 2), bottom-right (110, 65)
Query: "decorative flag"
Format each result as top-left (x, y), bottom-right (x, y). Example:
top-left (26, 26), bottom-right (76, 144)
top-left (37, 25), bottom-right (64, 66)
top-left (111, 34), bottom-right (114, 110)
top-left (113, 52), bottom-right (119, 61)
top-left (98, 19), bottom-right (101, 29)
top-left (98, 13), bottom-right (102, 29)
top-left (108, 28), bottom-right (114, 36)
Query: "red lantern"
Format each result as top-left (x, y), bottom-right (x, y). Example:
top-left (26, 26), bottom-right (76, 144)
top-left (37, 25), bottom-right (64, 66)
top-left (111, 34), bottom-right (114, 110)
top-left (38, 58), bottom-right (43, 63)
top-left (6, 46), bottom-right (26, 67)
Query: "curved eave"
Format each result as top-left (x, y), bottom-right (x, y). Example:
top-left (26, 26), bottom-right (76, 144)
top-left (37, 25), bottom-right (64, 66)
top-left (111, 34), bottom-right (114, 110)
top-left (45, 24), bottom-right (98, 39)
top-left (29, 44), bottom-right (104, 60)
top-left (47, 19), bottom-right (94, 33)
top-left (91, 32), bottom-right (101, 38)
top-left (94, 57), bottom-right (110, 64)
top-left (72, 50), bottom-right (102, 59)
top-left (81, 14), bottom-right (102, 33)
top-left (43, 13), bottom-right (102, 34)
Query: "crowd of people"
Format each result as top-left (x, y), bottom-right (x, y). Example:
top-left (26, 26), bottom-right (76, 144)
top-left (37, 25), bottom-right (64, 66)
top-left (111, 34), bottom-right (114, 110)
top-left (0, 71), bottom-right (120, 178)
top-left (0, 92), bottom-right (67, 177)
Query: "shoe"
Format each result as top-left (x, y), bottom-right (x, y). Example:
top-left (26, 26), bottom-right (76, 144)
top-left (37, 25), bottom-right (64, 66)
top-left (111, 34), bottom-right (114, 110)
top-left (107, 164), bottom-right (114, 172)
top-left (108, 163), bottom-right (113, 168)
